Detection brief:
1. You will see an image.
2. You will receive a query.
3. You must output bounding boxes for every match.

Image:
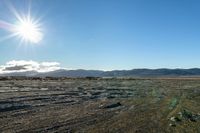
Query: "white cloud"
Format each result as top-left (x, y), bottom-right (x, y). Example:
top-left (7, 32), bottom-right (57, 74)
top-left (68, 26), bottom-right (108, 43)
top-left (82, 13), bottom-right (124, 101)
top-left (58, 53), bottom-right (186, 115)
top-left (0, 60), bottom-right (61, 73)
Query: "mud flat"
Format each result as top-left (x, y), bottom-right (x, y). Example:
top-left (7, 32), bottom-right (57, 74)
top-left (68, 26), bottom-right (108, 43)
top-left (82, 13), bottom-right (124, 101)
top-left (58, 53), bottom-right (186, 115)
top-left (0, 77), bottom-right (200, 133)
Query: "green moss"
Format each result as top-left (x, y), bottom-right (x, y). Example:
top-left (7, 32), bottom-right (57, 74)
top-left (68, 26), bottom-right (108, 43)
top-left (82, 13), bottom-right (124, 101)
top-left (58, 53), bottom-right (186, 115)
top-left (169, 98), bottom-right (179, 109)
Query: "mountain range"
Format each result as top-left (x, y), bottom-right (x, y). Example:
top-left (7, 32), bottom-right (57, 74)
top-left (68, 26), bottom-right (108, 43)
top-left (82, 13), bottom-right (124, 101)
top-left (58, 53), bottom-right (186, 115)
top-left (1, 68), bottom-right (200, 77)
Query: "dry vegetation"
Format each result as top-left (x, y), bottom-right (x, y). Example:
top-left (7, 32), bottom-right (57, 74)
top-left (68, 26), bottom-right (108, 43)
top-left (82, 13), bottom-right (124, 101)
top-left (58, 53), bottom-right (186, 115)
top-left (0, 77), bottom-right (200, 133)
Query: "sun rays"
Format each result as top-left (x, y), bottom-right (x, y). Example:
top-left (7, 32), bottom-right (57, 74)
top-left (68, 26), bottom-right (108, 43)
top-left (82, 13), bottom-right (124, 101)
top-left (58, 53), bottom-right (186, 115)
top-left (0, 1), bottom-right (43, 44)
top-left (13, 16), bottom-right (43, 43)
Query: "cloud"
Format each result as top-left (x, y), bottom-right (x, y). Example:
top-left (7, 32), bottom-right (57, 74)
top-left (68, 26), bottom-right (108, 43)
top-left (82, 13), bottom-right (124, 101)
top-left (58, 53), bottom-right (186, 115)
top-left (0, 60), bottom-right (61, 73)
top-left (3, 65), bottom-right (27, 71)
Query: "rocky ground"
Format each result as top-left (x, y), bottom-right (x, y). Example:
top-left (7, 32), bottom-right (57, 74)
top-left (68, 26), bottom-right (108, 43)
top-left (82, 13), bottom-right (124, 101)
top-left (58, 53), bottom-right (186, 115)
top-left (0, 77), bottom-right (200, 133)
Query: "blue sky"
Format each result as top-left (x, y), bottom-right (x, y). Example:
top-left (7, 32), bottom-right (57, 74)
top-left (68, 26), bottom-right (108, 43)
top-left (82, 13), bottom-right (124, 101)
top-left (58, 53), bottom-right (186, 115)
top-left (0, 0), bottom-right (200, 70)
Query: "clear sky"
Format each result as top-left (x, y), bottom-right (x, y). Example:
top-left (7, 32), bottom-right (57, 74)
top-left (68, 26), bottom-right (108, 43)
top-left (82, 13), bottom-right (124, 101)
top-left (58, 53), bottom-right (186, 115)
top-left (0, 0), bottom-right (200, 70)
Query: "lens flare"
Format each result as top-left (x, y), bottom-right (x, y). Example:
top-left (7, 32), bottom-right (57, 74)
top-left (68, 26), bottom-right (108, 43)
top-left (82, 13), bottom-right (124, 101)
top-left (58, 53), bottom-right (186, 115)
top-left (0, 1), bottom-right (43, 44)
top-left (13, 17), bottom-right (43, 43)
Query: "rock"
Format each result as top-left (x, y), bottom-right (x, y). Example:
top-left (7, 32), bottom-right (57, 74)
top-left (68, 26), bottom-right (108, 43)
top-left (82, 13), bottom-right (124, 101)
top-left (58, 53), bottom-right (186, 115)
top-left (174, 116), bottom-right (182, 122)
top-left (169, 123), bottom-right (176, 127)
top-left (170, 117), bottom-right (176, 122)
top-left (103, 102), bottom-right (122, 109)
top-left (77, 87), bottom-right (84, 91)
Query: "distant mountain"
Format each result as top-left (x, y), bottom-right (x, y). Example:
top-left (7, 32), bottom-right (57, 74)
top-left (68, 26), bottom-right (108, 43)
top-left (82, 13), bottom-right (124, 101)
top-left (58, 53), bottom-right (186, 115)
top-left (0, 71), bottom-right (38, 77)
top-left (36, 69), bottom-right (104, 77)
top-left (1, 68), bottom-right (200, 77)
top-left (103, 68), bottom-right (200, 77)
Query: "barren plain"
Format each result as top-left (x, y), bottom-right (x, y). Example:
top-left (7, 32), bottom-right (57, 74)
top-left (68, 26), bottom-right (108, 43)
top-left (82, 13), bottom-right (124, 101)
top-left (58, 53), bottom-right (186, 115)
top-left (0, 77), bottom-right (200, 133)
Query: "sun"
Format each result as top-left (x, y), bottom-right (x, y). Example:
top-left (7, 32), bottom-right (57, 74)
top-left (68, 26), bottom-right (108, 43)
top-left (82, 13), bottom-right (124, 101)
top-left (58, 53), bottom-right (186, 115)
top-left (0, 1), bottom-right (44, 44)
top-left (14, 17), bottom-right (43, 44)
